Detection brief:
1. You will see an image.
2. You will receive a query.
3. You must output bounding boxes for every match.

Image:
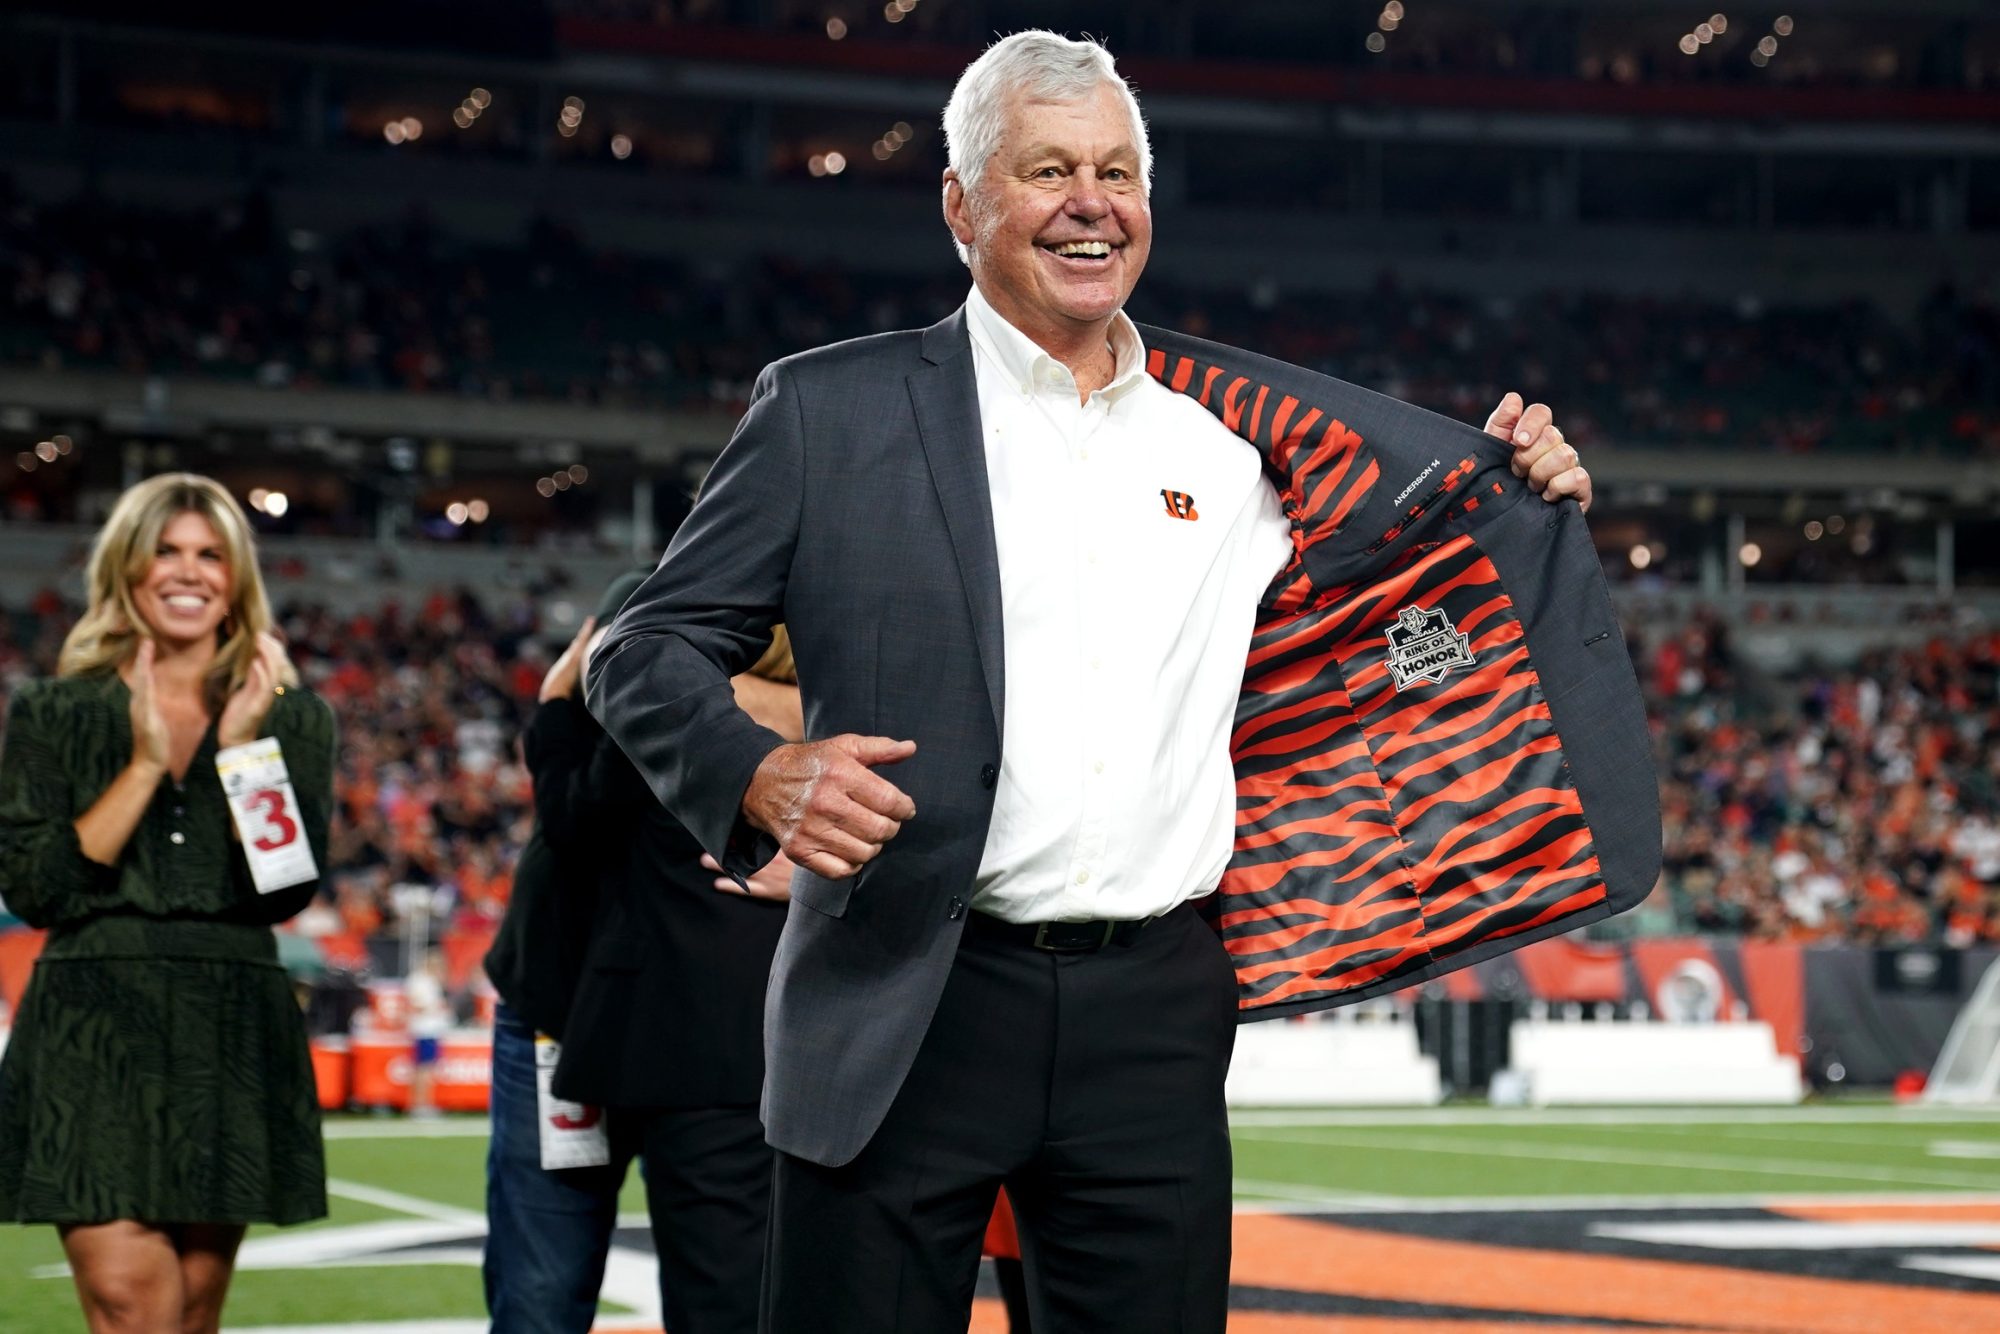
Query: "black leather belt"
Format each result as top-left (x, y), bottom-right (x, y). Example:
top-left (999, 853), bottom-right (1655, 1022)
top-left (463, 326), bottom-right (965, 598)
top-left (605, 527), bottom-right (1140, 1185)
top-left (966, 909), bottom-right (1161, 953)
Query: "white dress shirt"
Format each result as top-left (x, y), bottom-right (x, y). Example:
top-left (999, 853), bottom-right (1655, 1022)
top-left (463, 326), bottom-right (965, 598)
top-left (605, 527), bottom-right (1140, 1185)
top-left (965, 286), bottom-right (1295, 924)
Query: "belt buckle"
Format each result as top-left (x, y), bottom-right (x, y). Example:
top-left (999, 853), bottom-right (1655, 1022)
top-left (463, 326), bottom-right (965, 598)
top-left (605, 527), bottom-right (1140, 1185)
top-left (1031, 920), bottom-right (1116, 952)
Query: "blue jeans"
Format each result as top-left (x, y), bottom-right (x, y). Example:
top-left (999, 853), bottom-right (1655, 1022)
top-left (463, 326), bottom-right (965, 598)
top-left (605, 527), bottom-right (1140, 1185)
top-left (483, 1005), bottom-right (625, 1334)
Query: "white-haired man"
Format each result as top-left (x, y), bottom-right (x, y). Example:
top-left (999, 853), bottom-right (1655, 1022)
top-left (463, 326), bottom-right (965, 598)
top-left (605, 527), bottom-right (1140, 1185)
top-left (590, 30), bottom-right (1592, 1332)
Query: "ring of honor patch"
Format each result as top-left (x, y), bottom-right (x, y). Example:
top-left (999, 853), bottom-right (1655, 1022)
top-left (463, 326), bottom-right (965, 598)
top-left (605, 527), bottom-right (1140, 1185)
top-left (1385, 603), bottom-right (1476, 691)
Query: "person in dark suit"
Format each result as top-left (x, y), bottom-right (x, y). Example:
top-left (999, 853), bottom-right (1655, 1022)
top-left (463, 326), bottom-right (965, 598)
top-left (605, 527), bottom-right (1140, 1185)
top-left (484, 575), bottom-right (798, 1334)
top-left (552, 627), bottom-right (799, 1334)
top-left (587, 31), bottom-right (1597, 1334)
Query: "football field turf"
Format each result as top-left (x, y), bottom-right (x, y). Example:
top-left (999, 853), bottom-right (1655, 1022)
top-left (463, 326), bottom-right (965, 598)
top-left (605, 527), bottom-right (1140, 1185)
top-left (4, 1104), bottom-right (2000, 1331)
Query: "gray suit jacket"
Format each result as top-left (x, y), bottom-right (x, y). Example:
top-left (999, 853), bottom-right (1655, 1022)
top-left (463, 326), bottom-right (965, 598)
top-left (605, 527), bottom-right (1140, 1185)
top-left (589, 307), bottom-right (1659, 1168)
top-left (588, 311), bottom-right (1003, 1167)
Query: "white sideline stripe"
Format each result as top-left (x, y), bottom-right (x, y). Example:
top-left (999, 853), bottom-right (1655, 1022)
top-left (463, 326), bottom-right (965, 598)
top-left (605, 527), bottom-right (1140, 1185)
top-left (1930, 1140), bottom-right (2000, 1159)
top-left (1903, 1255), bottom-right (2000, 1283)
top-left (326, 1178), bottom-right (484, 1225)
top-left (1232, 1126), bottom-right (2000, 1191)
top-left (311, 1108), bottom-right (2000, 1140)
top-left (1593, 1220), bottom-right (2000, 1249)
top-left (1226, 1106), bottom-right (2000, 1128)
top-left (1231, 1176), bottom-right (1409, 1206)
top-left (323, 1118), bottom-right (492, 1140)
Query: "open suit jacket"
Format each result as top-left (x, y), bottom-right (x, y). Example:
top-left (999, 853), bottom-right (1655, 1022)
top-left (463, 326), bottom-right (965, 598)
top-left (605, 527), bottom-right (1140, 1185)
top-left (587, 308), bottom-right (1661, 1169)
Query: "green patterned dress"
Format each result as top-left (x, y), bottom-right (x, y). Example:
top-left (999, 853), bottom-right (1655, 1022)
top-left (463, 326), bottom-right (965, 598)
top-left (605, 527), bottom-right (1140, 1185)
top-left (0, 672), bottom-right (334, 1225)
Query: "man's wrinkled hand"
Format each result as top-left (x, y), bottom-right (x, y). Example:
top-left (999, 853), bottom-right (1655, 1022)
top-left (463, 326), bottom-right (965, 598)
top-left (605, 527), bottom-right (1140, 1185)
top-left (742, 735), bottom-right (917, 880)
top-left (1485, 391), bottom-right (1592, 514)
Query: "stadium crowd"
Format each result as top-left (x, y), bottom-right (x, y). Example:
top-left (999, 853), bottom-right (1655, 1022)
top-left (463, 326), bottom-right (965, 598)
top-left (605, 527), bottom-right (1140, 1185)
top-left (4, 190), bottom-right (1997, 457)
top-left (1644, 610), bottom-right (2000, 946)
top-left (5, 585), bottom-right (1999, 954)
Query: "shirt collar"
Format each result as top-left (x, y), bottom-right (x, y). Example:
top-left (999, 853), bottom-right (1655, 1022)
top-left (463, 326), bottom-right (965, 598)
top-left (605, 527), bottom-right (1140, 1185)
top-left (964, 284), bottom-right (1148, 404)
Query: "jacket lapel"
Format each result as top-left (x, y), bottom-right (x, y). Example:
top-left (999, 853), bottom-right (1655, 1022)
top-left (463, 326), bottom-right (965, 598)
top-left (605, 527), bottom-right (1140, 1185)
top-left (908, 308), bottom-right (1005, 737)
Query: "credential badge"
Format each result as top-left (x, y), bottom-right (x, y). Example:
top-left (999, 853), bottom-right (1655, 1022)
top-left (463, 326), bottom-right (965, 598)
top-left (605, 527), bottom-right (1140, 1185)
top-left (1384, 604), bottom-right (1476, 692)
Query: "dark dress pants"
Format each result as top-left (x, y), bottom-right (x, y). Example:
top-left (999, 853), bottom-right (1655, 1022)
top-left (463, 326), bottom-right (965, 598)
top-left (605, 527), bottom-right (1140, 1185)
top-left (485, 1007), bottom-right (771, 1334)
top-left (762, 902), bottom-right (1239, 1334)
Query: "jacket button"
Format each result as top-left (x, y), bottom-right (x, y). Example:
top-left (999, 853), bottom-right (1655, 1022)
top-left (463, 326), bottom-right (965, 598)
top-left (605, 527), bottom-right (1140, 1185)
top-left (979, 764), bottom-right (997, 790)
top-left (947, 897), bottom-right (965, 920)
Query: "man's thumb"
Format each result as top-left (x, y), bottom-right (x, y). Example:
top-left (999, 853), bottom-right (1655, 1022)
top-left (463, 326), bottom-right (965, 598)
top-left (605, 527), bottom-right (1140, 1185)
top-left (1485, 391), bottom-right (1524, 438)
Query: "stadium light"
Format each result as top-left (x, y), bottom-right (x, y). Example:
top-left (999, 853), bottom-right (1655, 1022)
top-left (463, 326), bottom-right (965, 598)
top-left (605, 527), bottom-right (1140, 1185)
top-left (52, 433), bottom-right (72, 454)
top-left (826, 17), bottom-right (848, 40)
top-left (1773, 15), bottom-right (1793, 37)
top-left (1366, 32), bottom-right (1387, 53)
top-left (249, 487), bottom-right (270, 512)
top-left (468, 499), bottom-right (490, 523)
top-left (1629, 545), bottom-right (1652, 570)
top-left (33, 440), bottom-right (56, 463)
top-left (611, 134), bottom-right (633, 160)
top-left (264, 491), bottom-right (290, 518)
top-left (1738, 542), bottom-right (1762, 567)
top-left (446, 502), bottom-right (470, 526)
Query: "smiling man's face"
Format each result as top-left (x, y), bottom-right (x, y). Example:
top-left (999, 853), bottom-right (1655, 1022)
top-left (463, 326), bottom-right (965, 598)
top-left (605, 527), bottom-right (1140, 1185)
top-left (946, 81), bottom-right (1151, 356)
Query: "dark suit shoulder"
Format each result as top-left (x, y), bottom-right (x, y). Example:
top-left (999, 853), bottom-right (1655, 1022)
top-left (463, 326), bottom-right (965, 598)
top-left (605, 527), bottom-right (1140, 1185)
top-left (766, 327), bottom-right (930, 388)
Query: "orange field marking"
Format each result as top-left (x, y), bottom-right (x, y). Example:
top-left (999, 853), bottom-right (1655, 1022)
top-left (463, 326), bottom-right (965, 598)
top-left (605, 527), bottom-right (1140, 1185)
top-left (1770, 1200), bottom-right (2000, 1223)
top-left (1229, 1212), bottom-right (2000, 1334)
top-left (1225, 1320), bottom-right (1724, 1334)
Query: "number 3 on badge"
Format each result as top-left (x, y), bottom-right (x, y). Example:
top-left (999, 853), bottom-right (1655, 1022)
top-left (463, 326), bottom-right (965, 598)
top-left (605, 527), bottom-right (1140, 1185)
top-left (216, 738), bottom-right (319, 893)
top-left (247, 787), bottom-right (300, 851)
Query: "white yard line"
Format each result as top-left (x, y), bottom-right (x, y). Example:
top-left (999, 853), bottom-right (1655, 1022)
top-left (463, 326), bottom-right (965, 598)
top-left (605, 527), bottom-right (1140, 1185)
top-left (322, 1118), bottom-right (493, 1140)
top-left (325, 1178), bottom-right (486, 1225)
top-left (1226, 1105), bottom-right (2000, 1128)
top-left (1929, 1140), bottom-right (2000, 1160)
top-left (1234, 1126), bottom-right (2000, 1192)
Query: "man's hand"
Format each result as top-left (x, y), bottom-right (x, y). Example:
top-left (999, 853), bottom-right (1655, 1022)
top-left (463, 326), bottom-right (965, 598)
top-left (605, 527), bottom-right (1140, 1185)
top-left (539, 616), bottom-right (597, 703)
top-left (743, 735), bottom-right (917, 880)
top-left (702, 850), bottom-right (796, 901)
top-left (1485, 392), bottom-right (1592, 514)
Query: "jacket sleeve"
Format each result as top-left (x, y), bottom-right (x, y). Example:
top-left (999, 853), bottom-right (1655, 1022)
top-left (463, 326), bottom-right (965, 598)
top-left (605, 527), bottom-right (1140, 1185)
top-left (585, 360), bottom-right (802, 878)
top-left (229, 688), bottom-right (337, 924)
top-left (0, 683), bottom-right (126, 928)
top-left (525, 697), bottom-right (651, 852)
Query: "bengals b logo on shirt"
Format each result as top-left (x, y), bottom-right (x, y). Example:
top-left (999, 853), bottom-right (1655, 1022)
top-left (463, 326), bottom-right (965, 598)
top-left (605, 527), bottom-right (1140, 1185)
top-left (1160, 490), bottom-right (1199, 521)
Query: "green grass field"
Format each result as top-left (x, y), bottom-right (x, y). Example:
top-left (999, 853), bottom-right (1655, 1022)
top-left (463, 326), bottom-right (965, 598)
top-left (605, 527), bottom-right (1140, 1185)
top-left (3, 1104), bottom-right (1999, 1331)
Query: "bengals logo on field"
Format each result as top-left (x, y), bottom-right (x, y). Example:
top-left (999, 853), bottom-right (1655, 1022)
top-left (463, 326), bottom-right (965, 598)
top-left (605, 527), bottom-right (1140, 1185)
top-left (1160, 490), bottom-right (1199, 520)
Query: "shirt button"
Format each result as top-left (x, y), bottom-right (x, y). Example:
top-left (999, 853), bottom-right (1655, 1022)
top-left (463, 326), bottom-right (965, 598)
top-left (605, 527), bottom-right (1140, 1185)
top-left (169, 831), bottom-right (186, 845)
top-left (979, 764), bottom-right (998, 790)
top-left (1075, 869), bottom-right (1090, 885)
top-left (947, 896), bottom-right (966, 921)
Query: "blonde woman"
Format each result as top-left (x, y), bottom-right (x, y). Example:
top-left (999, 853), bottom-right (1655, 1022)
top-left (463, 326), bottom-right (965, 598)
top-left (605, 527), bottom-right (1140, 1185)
top-left (0, 473), bottom-right (334, 1334)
